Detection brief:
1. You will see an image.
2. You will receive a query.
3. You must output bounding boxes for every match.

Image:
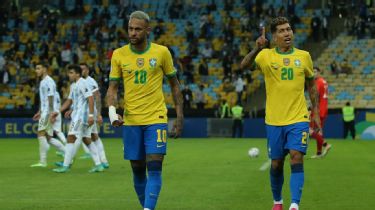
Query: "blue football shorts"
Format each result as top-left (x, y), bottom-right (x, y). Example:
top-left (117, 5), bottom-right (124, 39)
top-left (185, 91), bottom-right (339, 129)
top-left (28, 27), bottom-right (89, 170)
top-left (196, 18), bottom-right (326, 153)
top-left (266, 122), bottom-right (309, 159)
top-left (122, 123), bottom-right (168, 160)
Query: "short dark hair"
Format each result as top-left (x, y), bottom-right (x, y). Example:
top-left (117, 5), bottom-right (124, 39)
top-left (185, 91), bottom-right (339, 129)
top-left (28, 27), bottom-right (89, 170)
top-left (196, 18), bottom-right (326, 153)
top-left (35, 62), bottom-right (49, 69)
top-left (270, 17), bottom-right (290, 33)
top-left (79, 62), bottom-right (89, 68)
top-left (67, 64), bottom-right (82, 75)
top-left (346, 101), bottom-right (351, 106)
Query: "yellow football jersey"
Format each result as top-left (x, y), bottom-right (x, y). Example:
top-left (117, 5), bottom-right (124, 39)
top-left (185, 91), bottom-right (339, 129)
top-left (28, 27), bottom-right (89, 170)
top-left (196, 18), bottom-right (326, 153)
top-left (255, 47), bottom-right (314, 126)
top-left (109, 42), bottom-right (176, 125)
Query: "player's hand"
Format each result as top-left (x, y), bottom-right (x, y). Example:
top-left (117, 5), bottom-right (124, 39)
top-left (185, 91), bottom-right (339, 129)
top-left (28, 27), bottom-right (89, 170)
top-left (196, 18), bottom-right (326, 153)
top-left (88, 116), bottom-right (95, 126)
top-left (64, 109), bottom-right (73, 119)
top-left (97, 114), bottom-right (103, 125)
top-left (32, 112), bottom-right (40, 121)
top-left (255, 27), bottom-right (268, 50)
top-left (312, 114), bottom-right (323, 135)
top-left (111, 114), bottom-right (124, 127)
top-left (171, 116), bottom-right (184, 138)
top-left (49, 112), bottom-right (58, 123)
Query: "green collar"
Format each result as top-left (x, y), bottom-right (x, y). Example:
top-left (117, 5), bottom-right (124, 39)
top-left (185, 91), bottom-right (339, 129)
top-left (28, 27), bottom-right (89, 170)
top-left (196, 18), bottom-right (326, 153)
top-left (130, 41), bottom-right (151, 54)
top-left (275, 47), bottom-right (294, 55)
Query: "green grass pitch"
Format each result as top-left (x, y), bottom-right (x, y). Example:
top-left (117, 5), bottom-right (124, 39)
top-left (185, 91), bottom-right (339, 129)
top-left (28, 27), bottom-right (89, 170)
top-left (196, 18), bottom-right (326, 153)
top-left (0, 138), bottom-right (375, 210)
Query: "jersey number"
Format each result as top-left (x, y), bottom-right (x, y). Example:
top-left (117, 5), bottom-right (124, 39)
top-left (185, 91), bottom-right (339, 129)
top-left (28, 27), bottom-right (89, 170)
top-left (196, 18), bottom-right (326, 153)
top-left (281, 68), bottom-right (294, 80)
top-left (156, 129), bottom-right (167, 143)
top-left (301, 131), bottom-right (308, 145)
top-left (134, 70), bottom-right (147, 84)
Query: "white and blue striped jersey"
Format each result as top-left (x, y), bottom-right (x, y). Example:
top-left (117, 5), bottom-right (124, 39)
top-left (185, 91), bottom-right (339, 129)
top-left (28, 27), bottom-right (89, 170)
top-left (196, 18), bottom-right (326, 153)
top-left (69, 78), bottom-right (93, 124)
top-left (39, 75), bottom-right (56, 115)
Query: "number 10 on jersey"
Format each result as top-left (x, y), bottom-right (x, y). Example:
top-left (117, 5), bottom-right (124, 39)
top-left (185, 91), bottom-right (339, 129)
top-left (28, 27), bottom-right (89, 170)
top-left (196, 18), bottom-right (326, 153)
top-left (157, 129), bottom-right (167, 143)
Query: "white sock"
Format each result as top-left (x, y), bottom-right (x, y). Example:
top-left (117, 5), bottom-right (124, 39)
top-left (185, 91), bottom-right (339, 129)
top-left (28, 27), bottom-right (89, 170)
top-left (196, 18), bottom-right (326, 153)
top-left (56, 131), bottom-right (67, 144)
top-left (38, 136), bottom-right (49, 164)
top-left (82, 143), bottom-right (91, 154)
top-left (49, 138), bottom-right (65, 153)
top-left (94, 138), bottom-right (108, 163)
top-left (87, 142), bottom-right (101, 165)
top-left (289, 203), bottom-right (299, 210)
top-left (63, 143), bottom-right (74, 167)
top-left (144, 208), bottom-right (151, 210)
top-left (274, 200), bottom-right (283, 204)
top-left (72, 137), bottom-right (82, 158)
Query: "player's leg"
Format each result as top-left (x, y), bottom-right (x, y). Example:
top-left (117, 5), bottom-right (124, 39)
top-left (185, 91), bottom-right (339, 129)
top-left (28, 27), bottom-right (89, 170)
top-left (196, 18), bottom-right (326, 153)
top-left (321, 116), bottom-right (332, 156)
top-left (31, 115), bottom-right (50, 167)
top-left (285, 122), bottom-right (309, 210)
top-left (81, 125), bottom-right (103, 172)
top-left (123, 125), bottom-right (147, 207)
top-left (53, 120), bottom-right (80, 172)
top-left (48, 132), bottom-right (65, 154)
top-left (53, 113), bottom-right (67, 144)
top-left (266, 124), bottom-right (287, 210)
top-left (91, 124), bottom-right (109, 167)
top-left (143, 124), bottom-right (167, 210)
top-left (79, 142), bottom-right (92, 159)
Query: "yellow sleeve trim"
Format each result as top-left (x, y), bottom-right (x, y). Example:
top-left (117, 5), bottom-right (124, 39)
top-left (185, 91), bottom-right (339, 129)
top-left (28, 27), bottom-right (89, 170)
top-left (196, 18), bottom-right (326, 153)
top-left (109, 77), bottom-right (121, 81)
top-left (166, 71), bottom-right (177, 78)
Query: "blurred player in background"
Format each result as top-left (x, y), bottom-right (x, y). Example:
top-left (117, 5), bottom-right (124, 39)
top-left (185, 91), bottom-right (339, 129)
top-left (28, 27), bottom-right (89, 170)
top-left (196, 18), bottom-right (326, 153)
top-left (31, 63), bottom-right (65, 167)
top-left (80, 63), bottom-right (109, 168)
top-left (241, 17), bottom-right (321, 210)
top-left (310, 67), bottom-right (331, 158)
top-left (52, 65), bottom-right (104, 173)
top-left (106, 11), bottom-right (183, 210)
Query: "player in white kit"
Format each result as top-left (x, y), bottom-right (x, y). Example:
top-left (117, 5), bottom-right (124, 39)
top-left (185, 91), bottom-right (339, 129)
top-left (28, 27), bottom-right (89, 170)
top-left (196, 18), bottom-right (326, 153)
top-left (52, 91), bottom-right (67, 146)
top-left (31, 63), bottom-right (65, 167)
top-left (80, 63), bottom-right (109, 168)
top-left (52, 65), bottom-right (104, 173)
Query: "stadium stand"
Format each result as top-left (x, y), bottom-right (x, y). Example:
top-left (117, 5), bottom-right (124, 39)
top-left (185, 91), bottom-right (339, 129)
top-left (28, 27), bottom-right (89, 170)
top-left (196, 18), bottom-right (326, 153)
top-left (0, 0), bottom-right (373, 114)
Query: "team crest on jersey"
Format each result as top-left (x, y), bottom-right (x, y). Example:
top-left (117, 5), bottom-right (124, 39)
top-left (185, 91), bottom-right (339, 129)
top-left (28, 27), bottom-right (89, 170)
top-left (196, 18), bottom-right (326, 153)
top-left (136, 58), bottom-right (144, 68)
top-left (294, 59), bottom-right (301, 67)
top-left (149, 58), bottom-right (157, 68)
top-left (283, 58), bottom-right (290, 66)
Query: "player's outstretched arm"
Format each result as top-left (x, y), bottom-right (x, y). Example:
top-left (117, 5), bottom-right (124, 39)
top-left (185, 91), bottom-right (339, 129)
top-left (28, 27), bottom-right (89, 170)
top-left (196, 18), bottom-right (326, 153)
top-left (306, 79), bottom-right (322, 134)
top-left (240, 27), bottom-right (268, 69)
top-left (106, 80), bottom-right (123, 127)
top-left (168, 76), bottom-right (184, 138)
top-left (60, 99), bottom-right (72, 113)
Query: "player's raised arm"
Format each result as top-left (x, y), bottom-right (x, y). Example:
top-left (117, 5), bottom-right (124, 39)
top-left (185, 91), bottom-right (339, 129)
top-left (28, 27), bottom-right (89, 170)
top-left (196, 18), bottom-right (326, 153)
top-left (168, 76), bottom-right (184, 138)
top-left (240, 26), bottom-right (268, 69)
top-left (106, 80), bottom-right (123, 126)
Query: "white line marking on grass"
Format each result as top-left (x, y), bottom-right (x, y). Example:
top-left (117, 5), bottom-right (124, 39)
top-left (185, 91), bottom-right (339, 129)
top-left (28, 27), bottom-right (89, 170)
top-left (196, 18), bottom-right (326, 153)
top-left (0, 198), bottom-right (131, 202)
top-left (259, 159), bottom-right (271, 171)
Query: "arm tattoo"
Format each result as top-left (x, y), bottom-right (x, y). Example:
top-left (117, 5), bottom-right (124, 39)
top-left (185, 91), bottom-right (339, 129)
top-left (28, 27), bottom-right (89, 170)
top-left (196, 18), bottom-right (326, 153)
top-left (168, 77), bottom-right (183, 116)
top-left (106, 80), bottom-right (119, 107)
top-left (307, 79), bottom-right (319, 114)
top-left (48, 96), bottom-right (54, 113)
top-left (94, 91), bottom-right (102, 114)
top-left (240, 48), bottom-right (261, 70)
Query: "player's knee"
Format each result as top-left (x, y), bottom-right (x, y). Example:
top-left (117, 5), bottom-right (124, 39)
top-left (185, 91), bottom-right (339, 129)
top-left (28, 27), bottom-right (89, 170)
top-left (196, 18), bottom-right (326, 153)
top-left (130, 160), bottom-right (146, 170)
top-left (91, 133), bottom-right (98, 141)
top-left (147, 160), bottom-right (162, 172)
top-left (271, 159), bottom-right (284, 171)
top-left (289, 150), bottom-right (303, 164)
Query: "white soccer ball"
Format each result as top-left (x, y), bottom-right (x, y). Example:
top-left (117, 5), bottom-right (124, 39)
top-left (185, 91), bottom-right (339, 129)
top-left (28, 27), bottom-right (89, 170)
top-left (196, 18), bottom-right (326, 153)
top-left (248, 147), bottom-right (260, 158)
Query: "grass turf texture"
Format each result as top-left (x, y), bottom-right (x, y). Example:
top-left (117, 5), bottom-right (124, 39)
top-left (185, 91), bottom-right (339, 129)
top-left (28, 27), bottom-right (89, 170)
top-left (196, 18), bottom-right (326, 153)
top-left (0, 138), bottom-right (374, 210)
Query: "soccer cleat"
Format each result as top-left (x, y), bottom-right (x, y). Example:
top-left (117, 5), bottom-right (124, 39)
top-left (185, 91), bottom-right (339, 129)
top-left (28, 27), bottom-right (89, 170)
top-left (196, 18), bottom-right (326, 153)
top-left (88, 164), bottom-right (104, 173)
top-left (55, 151), bottom-right (65, 157)
top-left (289, 203), bottom-right (299, 210)
top-left (30, 162), bottom-right (47, 168)
top-left (53, 166), bottom-right (69, 173)
top-left (102, 162), bottom-right (109, 169)
top-left (310, 154), bottom-right (323, 159)
top-left (79, 153), bottom-right (91, 159)
top-left (54, 161), bottom-right (64, 167)
top-left (272, 204), bottom-right (283, 210)
top-left (322, 144), bottom-right (332, 157)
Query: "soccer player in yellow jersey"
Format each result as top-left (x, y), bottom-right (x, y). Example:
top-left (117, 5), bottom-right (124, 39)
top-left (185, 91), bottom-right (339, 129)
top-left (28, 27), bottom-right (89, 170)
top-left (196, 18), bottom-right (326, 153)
top-left (241, 17), bottom-right (321, 210)
top-left (106, 11), bottom-right (183, 210)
